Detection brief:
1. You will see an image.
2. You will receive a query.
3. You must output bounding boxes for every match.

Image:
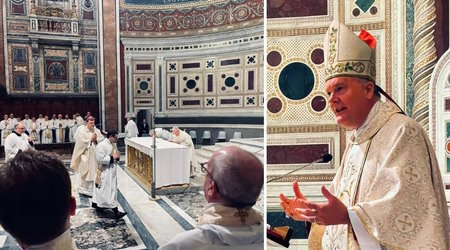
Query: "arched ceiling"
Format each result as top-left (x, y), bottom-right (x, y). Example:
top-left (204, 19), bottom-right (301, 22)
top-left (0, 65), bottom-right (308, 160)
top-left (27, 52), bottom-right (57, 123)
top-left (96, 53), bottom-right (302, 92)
top-left (119, 0), bottom-right (263, 37)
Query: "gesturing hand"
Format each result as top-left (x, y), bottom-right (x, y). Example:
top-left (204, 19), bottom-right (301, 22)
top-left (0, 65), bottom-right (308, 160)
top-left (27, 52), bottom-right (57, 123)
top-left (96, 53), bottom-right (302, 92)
top-left (279, 181), bottom-right (350, 225)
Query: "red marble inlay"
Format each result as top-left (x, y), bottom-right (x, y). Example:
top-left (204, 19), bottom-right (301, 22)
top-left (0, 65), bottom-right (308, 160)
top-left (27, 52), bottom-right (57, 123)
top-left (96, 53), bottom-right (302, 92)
top-left (267, 97), bottom-right (282, 113)
top-left (310, 48), bottom-right (324, 65)
top-left (268, 0), bottom-right (327, 18)
top-left (267, 144), bottom-right (329, 164)
top-left (311, 95), bottom-right (327, 112)
top-left (267, 51), bottom-right (282, 67)
top-left (445, 99), bottom-right (450, 111)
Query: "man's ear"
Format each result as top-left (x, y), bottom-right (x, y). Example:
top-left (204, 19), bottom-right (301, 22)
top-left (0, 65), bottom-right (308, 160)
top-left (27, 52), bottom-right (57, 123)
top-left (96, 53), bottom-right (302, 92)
top-left (365, 80), bottom-right (375, 99)
top-left (205, 180), bottom-right (220, 202)
top-left (69, 196), bottom-right (76, 216)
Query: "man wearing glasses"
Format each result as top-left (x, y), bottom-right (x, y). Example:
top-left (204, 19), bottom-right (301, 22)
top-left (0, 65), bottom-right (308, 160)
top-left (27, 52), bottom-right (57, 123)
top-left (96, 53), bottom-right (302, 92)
top-left (159, 146), bottom-right (264, 249)
top-left (4, 122), bottom-right (34, 162)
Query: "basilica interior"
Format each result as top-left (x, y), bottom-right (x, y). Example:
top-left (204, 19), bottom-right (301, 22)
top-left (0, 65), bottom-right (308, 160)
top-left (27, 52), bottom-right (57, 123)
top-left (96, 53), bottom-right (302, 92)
top-left (0, 0), bottom-right (263, 249)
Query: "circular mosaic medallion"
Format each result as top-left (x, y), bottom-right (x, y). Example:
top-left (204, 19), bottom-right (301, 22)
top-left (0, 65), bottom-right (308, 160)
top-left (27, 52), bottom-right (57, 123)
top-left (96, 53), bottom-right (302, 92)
top-left (267, 51), bottom-right (282, 67)
top-left (311, 48), bottom-right (324, 65)
top-left (311, 95), bottom-right (327, 112)
top-left (278, 62), bottom-right (314, 100)
top-left (370, 6), bottom-right (378, 15)
top-left (352, 8), bottom-right (360, 17)
top-left (186, 79), bottom-right (196, 89)
top-left (139, 81), bottom-right (149, 90)
top-left (267, 97), bottom-right (283, 114)
top-left (225, 77), bottom-right (236, 87)
top-left (48, 62), bottom-right (65, 78)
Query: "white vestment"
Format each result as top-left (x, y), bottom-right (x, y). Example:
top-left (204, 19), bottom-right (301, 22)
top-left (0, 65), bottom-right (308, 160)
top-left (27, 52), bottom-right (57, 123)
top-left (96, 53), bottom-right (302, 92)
top-left (0, 120), bottom-right (13, 146)
top-left (55, 119), bottom-right (67, 143)
top-left (159, 203), bottom-right (264, 250)
top-left (23, 118), bottom-right (31, 131)
top-left (92, 139), bottom-right (119, 208)
top-left (172, 130), bottom-right (198, 175)
top-left (36, 117), bottom-right (45, 143)
top-left (41, 120), bottom-right (54, 144)
top-left (124, 120), bottom-right (139, 138)
top-left (310, 101), bottom-right (450, 249)
top-left (27, 121), bottom-right (40, 144)
top-left (4, 132), bottom-right (32, 162)
top-left (68, 119), bottom-right (78, 142)
top-left (70, 125), bottom-right (104, 196)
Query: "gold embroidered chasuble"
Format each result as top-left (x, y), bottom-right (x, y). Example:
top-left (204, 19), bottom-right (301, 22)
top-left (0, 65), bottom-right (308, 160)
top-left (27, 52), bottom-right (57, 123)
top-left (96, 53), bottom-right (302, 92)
top-left (310, 101), bottom-right (449, 249)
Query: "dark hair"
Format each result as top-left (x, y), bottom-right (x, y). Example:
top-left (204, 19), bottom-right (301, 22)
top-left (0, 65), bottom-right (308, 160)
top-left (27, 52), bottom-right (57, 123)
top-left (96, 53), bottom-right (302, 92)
top-left (0, 150), bottom-right (72, 245)
top-left (107, 130), bottom-right (118, 139)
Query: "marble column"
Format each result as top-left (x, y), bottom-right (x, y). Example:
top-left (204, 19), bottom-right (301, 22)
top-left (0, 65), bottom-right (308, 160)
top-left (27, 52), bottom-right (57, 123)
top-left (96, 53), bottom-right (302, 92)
top-left (0, 1), bottom-right (6, 93)
top-left (412, 0), bottom-right (438, 132)
top-left (102, 0), bottom-right (119, 130)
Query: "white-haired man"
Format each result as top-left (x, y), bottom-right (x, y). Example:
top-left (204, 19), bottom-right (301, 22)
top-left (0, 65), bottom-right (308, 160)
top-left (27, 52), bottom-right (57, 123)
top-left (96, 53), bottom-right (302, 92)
top-left (171, 126), bottom-right (197, 177)
top-left (280, 20), bottom-right (449, 249)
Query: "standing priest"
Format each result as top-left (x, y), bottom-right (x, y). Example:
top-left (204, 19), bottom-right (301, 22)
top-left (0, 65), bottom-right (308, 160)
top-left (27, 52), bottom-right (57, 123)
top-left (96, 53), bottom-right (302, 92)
top-left (70, 116), bottom-right (104, 197)
top-left (4, 122), bottom-right (33, 162)
top-left (92, 130), bottom-right (127, 220)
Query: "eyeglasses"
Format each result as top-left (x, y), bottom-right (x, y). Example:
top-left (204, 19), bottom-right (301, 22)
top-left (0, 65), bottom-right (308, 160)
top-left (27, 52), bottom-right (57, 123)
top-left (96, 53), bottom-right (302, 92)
top-left (200, 163), bottom-right (220, 193)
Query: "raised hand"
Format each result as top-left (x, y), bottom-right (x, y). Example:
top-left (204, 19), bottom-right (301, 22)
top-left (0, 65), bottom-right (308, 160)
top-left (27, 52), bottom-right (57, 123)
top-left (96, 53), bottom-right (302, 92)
top-left (279, 181), bottom-right (350, 225)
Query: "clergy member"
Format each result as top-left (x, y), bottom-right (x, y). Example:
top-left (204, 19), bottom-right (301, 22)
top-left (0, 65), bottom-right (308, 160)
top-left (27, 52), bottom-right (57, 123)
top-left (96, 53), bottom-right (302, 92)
top-left (41, 115), bottom-right (53, 144)
top-left (0, 114), bottom-right (13, 146)
top-left (124, 115), bottom-right (139, 138)
top-left (70, 116), bottom-right (104, 197)
top-left (55, 114), bottom-right (67, 143)
top-left (279, 20), bottom-right (449, 249)
top-left (159, 146), bottom-right (263, 249)
top-left (4, 122), bottom-right (33, 162)
top-left (171, 126), bottom-right (198, 177)
top-left (92, 130), bottom-right (127, 220)
top-left (68, 114), bottom-right (78, 142)
top-left (27, 117), bottom-right (40, 145)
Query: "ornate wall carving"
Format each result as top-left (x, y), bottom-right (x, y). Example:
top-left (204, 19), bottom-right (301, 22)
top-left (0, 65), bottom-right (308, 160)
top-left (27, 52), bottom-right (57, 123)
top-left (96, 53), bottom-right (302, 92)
top-left (119, 0), bottom-right (263, 37)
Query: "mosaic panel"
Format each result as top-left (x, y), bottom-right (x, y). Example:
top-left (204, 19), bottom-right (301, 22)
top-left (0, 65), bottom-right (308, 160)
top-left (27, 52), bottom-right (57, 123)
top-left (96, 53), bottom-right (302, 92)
top-left (119, 0), bottom-right (263, 34)
top-left (10, 0), bottom-right (26, 15)
top-left (267, 0), bottom-right (327, 18)
top-left (83, 76), bottom-right (96, 91)
top-left (267, 133), bottom-right (339, 172)
top-left (83, 51), bottom-right (96, 67)
top-left (82, 0), bottom-right (95, 20)
top-left (13, 74), bottom-right (28, 90)
top-left (134, 74), bottom-right (154, 97)
top-left (45, 58), bottom-right (68, 82)
top-left (163, 51), bottom-right (263, 111)
top-left (12, 47), bottom-right (27, 64)
top-left (346, 0), bottom-right (385, 24)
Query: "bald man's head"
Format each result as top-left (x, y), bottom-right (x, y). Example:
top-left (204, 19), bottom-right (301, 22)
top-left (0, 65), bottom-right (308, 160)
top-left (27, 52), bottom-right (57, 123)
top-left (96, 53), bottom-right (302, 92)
top-left (206, 146), bottom-right (263, 208)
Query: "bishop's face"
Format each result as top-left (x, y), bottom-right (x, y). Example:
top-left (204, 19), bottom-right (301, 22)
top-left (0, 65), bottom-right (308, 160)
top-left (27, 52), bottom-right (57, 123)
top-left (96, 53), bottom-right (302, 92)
top-left (325, 76), bottom-right (374, 130)
top-left (86, 120), bottom-right (95, 130)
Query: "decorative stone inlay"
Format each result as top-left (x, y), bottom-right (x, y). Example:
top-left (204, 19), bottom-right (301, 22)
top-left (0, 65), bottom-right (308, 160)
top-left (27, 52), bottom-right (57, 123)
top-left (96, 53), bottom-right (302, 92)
top-left (278, 62), bottom-right (314, 100)
top-left (311, 95), bottom-right (327, 112)
top-left (310, 48), bottom-right (324, 65)
top-left (355, 0), bottom-right (375, 12)
top-left (267, 97), bottom-right (282, 114)
top-left (267, 50), bottom-right (282, 67)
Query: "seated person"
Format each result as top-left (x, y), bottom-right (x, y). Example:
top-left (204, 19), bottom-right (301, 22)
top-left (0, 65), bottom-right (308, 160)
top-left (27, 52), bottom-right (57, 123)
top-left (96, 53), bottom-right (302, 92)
top-left (158, 146), bottom-right (264, 250)
top-left (0, 150), bottom-right (77, 249)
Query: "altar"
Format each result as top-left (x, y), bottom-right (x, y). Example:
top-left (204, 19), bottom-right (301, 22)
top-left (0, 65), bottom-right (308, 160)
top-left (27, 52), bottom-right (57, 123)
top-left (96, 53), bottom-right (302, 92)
top-left (125, 137), bottom-right (190, 190)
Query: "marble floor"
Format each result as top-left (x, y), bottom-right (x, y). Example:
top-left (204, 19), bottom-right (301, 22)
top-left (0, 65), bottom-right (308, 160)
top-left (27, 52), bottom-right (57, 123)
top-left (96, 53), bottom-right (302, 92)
top-left (0, 139), bottom-right (264, 249)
